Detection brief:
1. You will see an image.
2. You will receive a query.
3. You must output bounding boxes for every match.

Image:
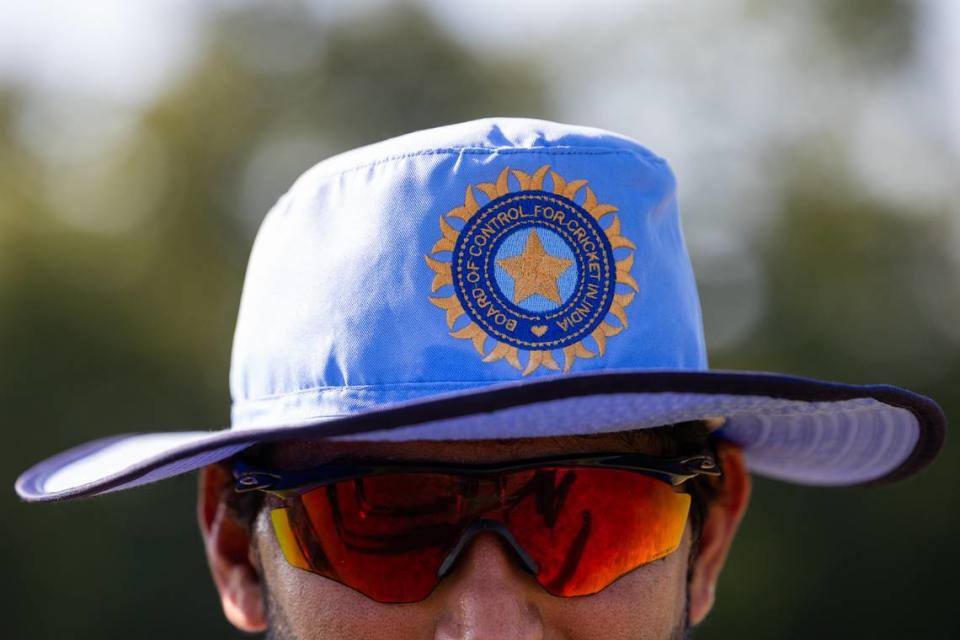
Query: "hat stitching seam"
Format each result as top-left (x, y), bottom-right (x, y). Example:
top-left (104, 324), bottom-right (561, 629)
top-left (234, 389), bottom-right (889, 415)
top-left (233, 381), bottom-right (513, 404)
top-left (241, 405), bottom-right (896, 419)
top-left (300, 147), bottom-right (666, 183)
top-left (234, 382), bottom-right (889, 402)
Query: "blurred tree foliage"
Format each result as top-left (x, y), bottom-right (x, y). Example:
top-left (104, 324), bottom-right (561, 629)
top-left (700, 153), bottom-right (960, 639)
top-left (812, 0), bottom-right (916, 66)
top-left (2, 2), bottom-right (957, 639)
top-left (1, 5), bottom-right (547, 639)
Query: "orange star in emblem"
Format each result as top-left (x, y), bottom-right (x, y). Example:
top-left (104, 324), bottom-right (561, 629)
top-left (497, 230), bottom-right (573, 305)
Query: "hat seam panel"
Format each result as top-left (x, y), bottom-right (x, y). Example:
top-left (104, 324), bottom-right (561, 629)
top-left (301, 147), bottom-right (666, 184)
top-left (233, 381), bottom-right (512, 404)
top-left (234, 385), bottom-right (893, 416)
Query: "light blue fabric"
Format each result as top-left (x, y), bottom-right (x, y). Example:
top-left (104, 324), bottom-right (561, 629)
top-left (14, 117), bottom-right (944, 501)
top-left (229, 118), bottom-right (706, 428)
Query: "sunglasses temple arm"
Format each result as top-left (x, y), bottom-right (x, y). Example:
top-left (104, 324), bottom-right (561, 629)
top-left (436, 519), bottom-right (540, 579)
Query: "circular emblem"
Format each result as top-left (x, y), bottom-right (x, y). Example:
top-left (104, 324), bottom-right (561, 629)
top-left (453, 191), bottom-right (615, 350)
top-left (425, 165), bottom-right (638, 375)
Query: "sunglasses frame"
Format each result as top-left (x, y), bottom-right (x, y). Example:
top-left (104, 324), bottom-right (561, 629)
top-left (232, 448), bottom-right (722, 497)
top-left (230, 446), bottom-right (722, 602)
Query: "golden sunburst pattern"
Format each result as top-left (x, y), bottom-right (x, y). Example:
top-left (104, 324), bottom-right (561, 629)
top-left (425, 165), bottom-right (637, 376)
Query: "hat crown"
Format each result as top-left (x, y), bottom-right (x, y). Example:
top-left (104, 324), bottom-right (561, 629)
top-left (229, 118), bottom-right (706, 429)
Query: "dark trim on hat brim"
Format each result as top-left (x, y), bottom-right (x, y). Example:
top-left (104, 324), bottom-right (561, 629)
top-left (15, 369), bottom-right (946, 502)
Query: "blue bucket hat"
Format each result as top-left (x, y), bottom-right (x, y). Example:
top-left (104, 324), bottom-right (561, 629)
top-left (15, 117), bottom-right (945, 502)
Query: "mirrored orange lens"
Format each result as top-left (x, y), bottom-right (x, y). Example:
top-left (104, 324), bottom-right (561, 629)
top-left (271, 473), bottom-right (466, 603)
top-left (500, 467), bottom-right (691, 597)
top-left (268, 467), bottom-right (691, 602)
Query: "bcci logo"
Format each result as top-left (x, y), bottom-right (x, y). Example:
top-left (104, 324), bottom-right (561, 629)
top-left (425, 165), bottom-right (637, 375)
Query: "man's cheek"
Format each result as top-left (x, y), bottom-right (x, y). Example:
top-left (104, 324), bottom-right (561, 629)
top-left (539, 541), bottom-right (691, 639)
top-left (258, 532), bottom-right (429, 640)
top-left (255, 527), bottom-right (690, 640)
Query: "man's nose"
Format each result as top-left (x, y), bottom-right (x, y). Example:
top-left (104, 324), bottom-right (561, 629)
top-left (432, 531), bottom-right (545, 640)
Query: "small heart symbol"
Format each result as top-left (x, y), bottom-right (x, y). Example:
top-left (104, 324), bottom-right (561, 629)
top-left (531, 325), bottom-right (548, 337)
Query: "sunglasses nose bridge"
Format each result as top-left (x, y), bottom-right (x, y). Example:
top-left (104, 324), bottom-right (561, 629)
top-left (437, 519), bottom-right (540, 579)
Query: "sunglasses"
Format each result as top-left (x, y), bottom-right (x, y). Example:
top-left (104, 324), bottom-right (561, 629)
top-left (233, 448), bottom-right (720, 603)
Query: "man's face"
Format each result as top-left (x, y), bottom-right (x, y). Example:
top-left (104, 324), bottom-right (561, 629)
top-left (199, 432), bottom-right (749, 640)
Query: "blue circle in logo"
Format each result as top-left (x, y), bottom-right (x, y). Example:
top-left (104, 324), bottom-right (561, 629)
top-left (451, 190), bottom-right (615, 351)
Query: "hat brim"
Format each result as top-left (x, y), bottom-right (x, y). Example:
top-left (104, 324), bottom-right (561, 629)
top-left (15, 369), bottom-right (945, 502)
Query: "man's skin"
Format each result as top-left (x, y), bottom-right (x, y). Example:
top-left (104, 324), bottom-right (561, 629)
top-left (198, 432), bottom-right (750, 639)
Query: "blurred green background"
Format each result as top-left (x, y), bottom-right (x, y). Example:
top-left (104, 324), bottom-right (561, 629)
top-left (2, 1), bottom-right (958, 638)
